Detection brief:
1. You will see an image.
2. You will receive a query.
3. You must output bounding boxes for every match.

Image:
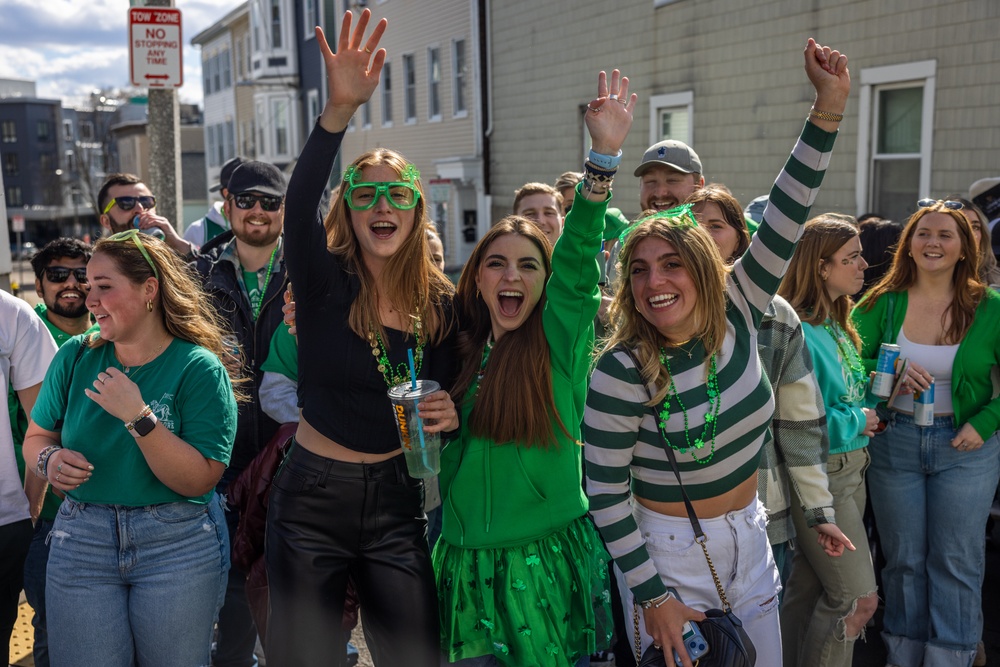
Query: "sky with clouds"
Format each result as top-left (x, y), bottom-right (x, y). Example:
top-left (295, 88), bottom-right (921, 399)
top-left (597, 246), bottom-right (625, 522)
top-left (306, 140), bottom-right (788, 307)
top-left (0, 0), bottom-right (230, 108)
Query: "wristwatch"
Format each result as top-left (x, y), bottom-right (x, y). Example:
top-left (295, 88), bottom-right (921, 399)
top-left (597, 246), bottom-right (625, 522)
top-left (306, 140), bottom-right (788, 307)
top-left (132, 412), bottom-right (158, 437)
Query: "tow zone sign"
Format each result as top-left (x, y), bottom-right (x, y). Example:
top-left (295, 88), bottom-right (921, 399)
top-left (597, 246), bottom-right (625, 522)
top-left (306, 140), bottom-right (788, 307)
top-left (129, 7), bottom-right (183, 88)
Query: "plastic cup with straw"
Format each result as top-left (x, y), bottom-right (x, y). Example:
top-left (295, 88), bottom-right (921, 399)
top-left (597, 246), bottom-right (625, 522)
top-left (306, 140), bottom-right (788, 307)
top-left (386, 349), bottom-right (441, 478)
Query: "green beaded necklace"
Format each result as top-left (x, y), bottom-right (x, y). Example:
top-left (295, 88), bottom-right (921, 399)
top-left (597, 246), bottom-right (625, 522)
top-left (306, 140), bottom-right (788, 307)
top-left (657, 344), bottom-right (721, 465)
top-left (824, 320), bottom-right (867, 403)
top-left (472, 335), bottom-right (494, 397)
top-left (368, 315), bottom-right (424, 388)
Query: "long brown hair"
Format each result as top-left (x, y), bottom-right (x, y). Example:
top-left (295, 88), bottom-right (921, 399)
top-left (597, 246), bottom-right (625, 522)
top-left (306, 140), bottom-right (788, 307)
top-left (452, 216), bottom-right (568, 448)
top-left (860, 202), bottom-right (984, 344)
top-left (780, 215), bottom-right (862, 349)
top-left (685, 187), bottom-right (750, 263)
top-left (91, 234), bottom-right (246, 399)
top-left (323, 148), bottom-right (453, 346)
top-left (601, 213), bottom-right (729, 404)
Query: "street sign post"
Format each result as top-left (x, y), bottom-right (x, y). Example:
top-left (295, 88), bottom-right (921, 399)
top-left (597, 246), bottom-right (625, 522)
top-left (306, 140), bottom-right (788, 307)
top-left (129, 7), bottom-right (183, 88)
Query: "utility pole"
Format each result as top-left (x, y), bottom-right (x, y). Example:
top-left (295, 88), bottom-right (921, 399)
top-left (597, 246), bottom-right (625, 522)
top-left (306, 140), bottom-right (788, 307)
top-left (142, 0), bottom-right (183, 232)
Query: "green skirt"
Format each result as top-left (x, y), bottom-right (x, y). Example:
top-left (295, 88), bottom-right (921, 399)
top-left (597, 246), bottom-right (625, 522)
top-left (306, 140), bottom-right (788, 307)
top-left (433, 515), bottom-right (613, 666)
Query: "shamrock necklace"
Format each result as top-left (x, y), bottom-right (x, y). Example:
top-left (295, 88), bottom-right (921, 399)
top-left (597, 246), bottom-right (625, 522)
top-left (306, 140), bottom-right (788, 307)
top-left (472, 334), bottom-right (494, 396)
top-left (656, 344), bottom-right (721, 465)
top-left (368, 315), bottom-right (425, 388)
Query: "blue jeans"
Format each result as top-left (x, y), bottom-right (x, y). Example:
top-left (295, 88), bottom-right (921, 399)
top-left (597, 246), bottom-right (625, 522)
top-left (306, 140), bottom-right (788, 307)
top-left (868, 412), bottom-right (1000, 667)
top-left (23, 518), bottom-right (54, 667)
top-left (46, 494), bottom-right (230, 667)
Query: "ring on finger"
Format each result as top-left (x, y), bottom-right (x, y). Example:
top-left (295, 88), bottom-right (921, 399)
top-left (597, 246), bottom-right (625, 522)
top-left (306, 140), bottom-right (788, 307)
top-left (57, 463), bottom-right (62, 473)
top-left (364, 47), bottom-right (372, 53)
top-left (587, 103), bottom-right (601, 113)
top-left (55, 473), bottom-right (61, 482)
top-left (609, 93), bottom-right (619, 101)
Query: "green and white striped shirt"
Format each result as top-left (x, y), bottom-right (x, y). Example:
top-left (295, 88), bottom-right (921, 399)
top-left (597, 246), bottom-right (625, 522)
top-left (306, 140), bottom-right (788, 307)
top-left (584, 121), bottom-right (838, 602)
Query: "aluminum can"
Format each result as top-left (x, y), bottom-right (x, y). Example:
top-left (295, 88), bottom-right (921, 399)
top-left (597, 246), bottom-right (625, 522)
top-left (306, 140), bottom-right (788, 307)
top-left (871, 343), bottom-right (901, 398)
top-left (913, 380), bottom-right (935, 426)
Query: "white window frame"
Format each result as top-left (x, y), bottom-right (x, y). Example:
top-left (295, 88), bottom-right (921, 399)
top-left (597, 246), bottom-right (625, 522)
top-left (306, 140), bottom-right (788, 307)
top-left (648, 91), bottom-right (694, 147)
top-left (452, 38), bottom-right (467, 118)
top-left (403, 53), bottom-right (417, 124)
top-left (303, 0), bottom-right (317, 40)
top-left (427, 45), bottom-right (442, 122)
top-left (307, 89), bottom-right (321, 125)
top-left (855, 60), bottom-right (936, 216)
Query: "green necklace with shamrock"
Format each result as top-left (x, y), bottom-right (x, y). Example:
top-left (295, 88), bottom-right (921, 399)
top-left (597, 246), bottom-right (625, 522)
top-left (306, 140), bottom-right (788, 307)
top-left (472, 334), bottom-right (494, 396)
top-left (824, 319), bottom-right (867, 403)
top-left (368, 315), bottom-right (425, 387)
top-left (657, 340), bottom-right (721, 465)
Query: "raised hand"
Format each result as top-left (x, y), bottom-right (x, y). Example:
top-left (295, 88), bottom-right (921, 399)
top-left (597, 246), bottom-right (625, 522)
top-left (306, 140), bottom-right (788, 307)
top-left (804, 38), bottom-right (850, 115)
top-left (316, 9), bottom-right (388, 133)
top-left (584, 69), bottom-right (637, 156)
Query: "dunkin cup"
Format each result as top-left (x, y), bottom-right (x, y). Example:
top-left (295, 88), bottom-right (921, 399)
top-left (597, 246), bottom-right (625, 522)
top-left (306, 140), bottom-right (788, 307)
top-left (387, 380), bottom-right (442, 479)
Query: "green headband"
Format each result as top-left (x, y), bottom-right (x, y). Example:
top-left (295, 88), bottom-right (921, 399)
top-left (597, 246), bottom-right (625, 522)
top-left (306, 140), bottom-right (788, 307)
top-left (617, 203), bottom-right (699, 250)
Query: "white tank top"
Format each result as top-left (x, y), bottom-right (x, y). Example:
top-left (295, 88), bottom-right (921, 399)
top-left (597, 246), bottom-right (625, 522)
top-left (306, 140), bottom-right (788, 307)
top-left (892, 327), bottom-right (958, 415)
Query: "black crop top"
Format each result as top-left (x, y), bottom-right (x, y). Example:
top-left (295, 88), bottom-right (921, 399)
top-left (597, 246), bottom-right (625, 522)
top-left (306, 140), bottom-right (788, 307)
top-left (283, 123), bottom-right (458, 454)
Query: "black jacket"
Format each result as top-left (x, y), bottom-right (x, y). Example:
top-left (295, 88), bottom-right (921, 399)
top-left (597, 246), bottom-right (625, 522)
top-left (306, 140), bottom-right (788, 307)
top-left (191, 231), bottom-right (289, 472)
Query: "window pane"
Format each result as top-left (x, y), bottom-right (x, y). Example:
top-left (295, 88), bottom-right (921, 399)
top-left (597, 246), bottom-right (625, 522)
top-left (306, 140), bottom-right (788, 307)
top-left (659, 108), bottom-right (688, 143)
top-left (271, 0), bottom-right (282, 49)
top-left (404, 55), bottom-right (416, 121)
top-left (273, 101), bottom-right (288, 155)
top-left (872, 158), bottom-right (920, 222)
top-left (877, 87), bottom-right (922, 154)
top-left (453, 40), bottom-right (466, 114)
top-left (429, 48), bottom-right (440, 118)
top-left (382, 63), bottom-right (393, 124)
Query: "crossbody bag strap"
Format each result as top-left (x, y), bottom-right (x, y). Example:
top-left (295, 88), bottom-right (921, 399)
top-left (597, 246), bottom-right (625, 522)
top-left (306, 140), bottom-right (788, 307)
top-left (618, 343), bottom-right (733, 612)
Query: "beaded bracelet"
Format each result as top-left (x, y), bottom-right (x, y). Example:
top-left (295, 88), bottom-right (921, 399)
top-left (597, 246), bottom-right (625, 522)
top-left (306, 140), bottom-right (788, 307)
top-left (125, 405), bottom-right (153, 432)
top-left (35, 444), bottom-right (63, 479)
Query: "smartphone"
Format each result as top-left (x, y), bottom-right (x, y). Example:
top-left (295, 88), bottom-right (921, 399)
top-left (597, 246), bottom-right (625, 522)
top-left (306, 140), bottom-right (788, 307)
top-left (597, 241), bottom-right (608, 286)
top-left (666, 588), bottom-right (710, 666)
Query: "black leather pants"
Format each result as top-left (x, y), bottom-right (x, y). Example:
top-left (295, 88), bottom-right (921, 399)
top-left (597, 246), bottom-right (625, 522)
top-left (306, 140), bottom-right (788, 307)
top-left (265, 441), bottom-right (440, 667)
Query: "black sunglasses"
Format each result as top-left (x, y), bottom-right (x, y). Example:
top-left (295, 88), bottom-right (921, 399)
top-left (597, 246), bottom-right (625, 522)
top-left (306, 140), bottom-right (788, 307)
top-left (917, 198), bottom-right (964, 211)
top-left (231, 193), bottom-right (283, 212)
top-left (44, 267), bottom-right (89, 284)
top-left (102, 195), bottom-right (156, 214)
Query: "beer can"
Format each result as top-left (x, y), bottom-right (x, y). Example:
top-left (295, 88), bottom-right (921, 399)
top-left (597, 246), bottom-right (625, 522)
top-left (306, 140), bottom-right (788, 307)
top-left (913, 380), bottom-right (935, 426)
top-left (871, 343), bottom-right (901, 398)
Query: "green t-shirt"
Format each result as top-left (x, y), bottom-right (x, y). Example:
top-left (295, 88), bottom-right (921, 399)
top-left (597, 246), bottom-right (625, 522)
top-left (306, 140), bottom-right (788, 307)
top-left (32, 336), bottom-right (237, 506)
top-left (242, 268), bottom-right (262, 320)
top-left (8, 305), bottom-right (100, 520)
top-left (260, 323), bottom-right (298, 380)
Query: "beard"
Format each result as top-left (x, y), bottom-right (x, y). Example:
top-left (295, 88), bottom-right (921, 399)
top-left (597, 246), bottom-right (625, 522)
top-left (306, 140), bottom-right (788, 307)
top-left (108, 214), bottom-right (135, 234)
top-left (233, 215), bottom-right (281, 247)
top-left (46, 289), bottom-right (90, 319)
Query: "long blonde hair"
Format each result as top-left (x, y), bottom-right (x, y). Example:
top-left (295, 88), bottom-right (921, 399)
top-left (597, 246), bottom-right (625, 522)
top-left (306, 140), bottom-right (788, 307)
top-left (601, 213), bottom-right (729, 403)
top-left (91, 234), bottom-right (245, 399)
top-left (780, 215), bottom-right (862, 349)
top-left (323, 148), bottom-right (454, 345)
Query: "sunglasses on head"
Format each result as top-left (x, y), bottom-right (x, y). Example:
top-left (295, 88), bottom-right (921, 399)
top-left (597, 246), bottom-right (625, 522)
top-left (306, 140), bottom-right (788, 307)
top-left (917, 198), bottom-right (964, 211)
top-left (44, 267), bottom-right (89, 284)
top-left (230, 193), bottom-right (283, 212)
top-left (106, 229), bottom-right (160, 280)
top-left (102, 196), bottom-right (156, 215)
top-left (342, 163), bottom-right (422, 211)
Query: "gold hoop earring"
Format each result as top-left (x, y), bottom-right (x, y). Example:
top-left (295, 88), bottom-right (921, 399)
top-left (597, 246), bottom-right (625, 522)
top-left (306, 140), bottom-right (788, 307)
top-left (476, 288), bottom-right (481, 299)
top-left (146, 300), bottom-right (153, 313)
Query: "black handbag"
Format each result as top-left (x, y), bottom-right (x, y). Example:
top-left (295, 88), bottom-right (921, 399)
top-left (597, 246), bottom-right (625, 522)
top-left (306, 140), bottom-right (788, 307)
top-left (621, 346), bottom-right (757, 667)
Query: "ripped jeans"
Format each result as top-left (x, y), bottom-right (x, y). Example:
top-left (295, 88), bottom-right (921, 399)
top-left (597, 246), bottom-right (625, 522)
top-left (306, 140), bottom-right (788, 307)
top-left (781, 447), bottom-right (877, 667)
top-left (618, 496), bottom-right (782, 667)
top-left (46, 494), bottom-right (230, 667)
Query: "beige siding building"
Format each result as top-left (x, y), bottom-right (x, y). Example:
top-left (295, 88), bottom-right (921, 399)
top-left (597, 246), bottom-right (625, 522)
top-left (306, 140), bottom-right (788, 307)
top-left (488, 0), bottom-right (1000, 225)
top-left (339, 0), bottom-right (484, 267)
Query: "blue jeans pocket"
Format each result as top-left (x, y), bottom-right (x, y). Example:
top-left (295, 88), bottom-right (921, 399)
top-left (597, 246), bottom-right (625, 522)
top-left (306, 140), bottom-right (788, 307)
top-left (149, 501), bottom-right (210, 523)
